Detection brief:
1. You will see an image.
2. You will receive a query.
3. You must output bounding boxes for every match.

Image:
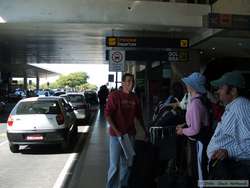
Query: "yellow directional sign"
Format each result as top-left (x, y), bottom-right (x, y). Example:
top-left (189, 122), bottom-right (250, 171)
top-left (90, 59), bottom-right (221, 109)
top-left (107, 37), bottom-right (117, 47)
top-left (180, 39), bottom-right (188, 48)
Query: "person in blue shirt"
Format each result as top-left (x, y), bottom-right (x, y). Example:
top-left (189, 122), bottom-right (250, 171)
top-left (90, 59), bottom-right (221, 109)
top-left (207, 71), bottom-right (250, 180)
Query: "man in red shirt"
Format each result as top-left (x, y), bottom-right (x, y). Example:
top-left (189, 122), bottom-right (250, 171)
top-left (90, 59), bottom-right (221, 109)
top-left (105, 73), bottom-right (146, 188)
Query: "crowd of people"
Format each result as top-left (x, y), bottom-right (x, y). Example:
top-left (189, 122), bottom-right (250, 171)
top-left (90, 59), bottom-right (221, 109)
top-left (102, 71), bottom-right (250, 188)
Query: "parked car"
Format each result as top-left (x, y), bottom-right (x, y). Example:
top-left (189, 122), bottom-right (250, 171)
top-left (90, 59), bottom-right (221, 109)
top-left (6, 97), bottom-right (77, 153)
top-left (35, 89), bottom-right (55, 97)
top-left (8, 90), bottom-right (25, 102)
top-left (53, 91), bottom-right (66, 96)
top-left (0, 101), bottom-right (6, 113)
top-left (60, 93), bottom-right (90, 124)
top-left (84, 90), bottom-right (99, 106)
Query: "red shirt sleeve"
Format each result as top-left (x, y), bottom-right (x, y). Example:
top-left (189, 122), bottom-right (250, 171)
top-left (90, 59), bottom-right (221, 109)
top-left (104, 92), bottom-right (116, 118)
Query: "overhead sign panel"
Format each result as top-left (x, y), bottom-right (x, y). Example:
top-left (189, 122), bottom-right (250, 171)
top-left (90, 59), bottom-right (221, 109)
top-left (106, 37), bottom-right (189, 48)
top-left (106, 50), bottom-right (189, 62)
top-left (203, 13), bottom-right (250, 30)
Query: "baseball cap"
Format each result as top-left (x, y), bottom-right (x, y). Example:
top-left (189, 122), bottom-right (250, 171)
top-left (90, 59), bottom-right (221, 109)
top-left (211, 71), bottom-right (245, 88)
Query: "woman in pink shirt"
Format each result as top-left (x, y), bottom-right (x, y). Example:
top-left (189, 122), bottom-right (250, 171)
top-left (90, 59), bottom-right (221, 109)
top-left (176, 72), bottom-right (210, 184)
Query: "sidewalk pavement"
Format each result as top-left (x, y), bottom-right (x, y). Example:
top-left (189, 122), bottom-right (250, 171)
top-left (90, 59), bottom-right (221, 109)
top-left (67, 111), bottom-right (109, 188)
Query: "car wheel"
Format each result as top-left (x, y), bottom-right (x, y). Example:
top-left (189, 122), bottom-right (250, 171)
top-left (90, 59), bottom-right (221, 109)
top-left (61, 140), bottom-right (69, 152)
top-left (9, 143), bottom-right (19, 153)
top-left (73, 125), bottom-right (78, 136)
top-left (61, 131), bottom-right (71, 152)
top-left (71, 125), bottom-right (78, 143)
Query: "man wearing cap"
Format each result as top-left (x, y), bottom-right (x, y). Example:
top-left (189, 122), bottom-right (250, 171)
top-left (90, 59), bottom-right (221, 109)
top-left (207, 71), bottom-right (250, 180)
top-left (176, 72), bottom-right (210, 183)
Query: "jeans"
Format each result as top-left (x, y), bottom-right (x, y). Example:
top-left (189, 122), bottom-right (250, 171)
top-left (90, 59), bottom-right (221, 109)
top-left (107, 135), bottom-right (134, 188)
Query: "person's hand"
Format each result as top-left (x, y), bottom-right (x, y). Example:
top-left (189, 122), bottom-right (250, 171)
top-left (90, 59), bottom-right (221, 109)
top-left (176, 123), bottom-right (186, 128)
top-left (114, 129), bottom-right (122, 136)
top-left (174, 97), bottom-right (180, 103)
top-left (173, 97), bottom-right (181, 109)
top-left (176, 124), bottom-right (183, 128)
top-left (169, 102), bottom-right (179, 110)
top-left (176, 127), bottom-right (183, 135)
top-left (211, 149), bottom-right (228, 160)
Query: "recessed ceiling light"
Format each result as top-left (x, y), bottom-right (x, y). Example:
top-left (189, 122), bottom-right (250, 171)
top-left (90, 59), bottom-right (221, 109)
top-left (212, 47), bottom-right (216, 50)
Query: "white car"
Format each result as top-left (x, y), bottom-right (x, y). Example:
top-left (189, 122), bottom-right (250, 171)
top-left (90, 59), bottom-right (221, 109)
top-left (6, 97), bottom-right (77, 153)
top-left (60, 93), bottom-right (90, 124)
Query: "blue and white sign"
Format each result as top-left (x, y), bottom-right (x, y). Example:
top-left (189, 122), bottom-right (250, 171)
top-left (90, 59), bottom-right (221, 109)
top-left (109, 50), bottom-right (125, 72)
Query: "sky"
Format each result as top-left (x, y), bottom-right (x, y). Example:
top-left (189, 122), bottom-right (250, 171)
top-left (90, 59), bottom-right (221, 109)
top-left (32, 63), bottom-right (118, 88)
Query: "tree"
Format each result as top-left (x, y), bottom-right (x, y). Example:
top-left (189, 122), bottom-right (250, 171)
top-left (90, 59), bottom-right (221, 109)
top-left (77, 83), bottom-right (97, 91)
top-left (55, 72), bottom-right (89, 88)
top-left (40, 82), bottom-right (58, 89)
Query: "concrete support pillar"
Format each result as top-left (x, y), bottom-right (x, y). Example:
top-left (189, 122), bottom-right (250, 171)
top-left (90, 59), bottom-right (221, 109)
top-left (131, 62), bottom-right (136, 80)
top-left (144, 61), bottom-right (152, 124)
top-left (126, 61), bottom-right (136, 76)
top-left (36, 74), bottom-right (40, 90)
top-left (23, 75), bottom-right (27, 90)
top-left (7, 73), bottom-right (12, 100)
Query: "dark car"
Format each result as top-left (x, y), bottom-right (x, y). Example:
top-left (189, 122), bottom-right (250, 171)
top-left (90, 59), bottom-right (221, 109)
top-left (60, 93), bottom-right (90, 125)
top-left (84, 90), bottom-right (99, 105)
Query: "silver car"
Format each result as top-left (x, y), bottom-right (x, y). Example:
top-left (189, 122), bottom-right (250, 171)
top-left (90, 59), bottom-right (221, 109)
top-left (60, 93), bottom-right (90, 124)
top-left (6, 97), bottom-right (77, 153)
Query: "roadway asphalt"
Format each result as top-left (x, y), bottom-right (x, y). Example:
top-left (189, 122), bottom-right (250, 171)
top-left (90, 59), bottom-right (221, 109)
top-left (0, 102), bottom-right (16, 142)
top-left (0, 102), bottom-right (100, 188)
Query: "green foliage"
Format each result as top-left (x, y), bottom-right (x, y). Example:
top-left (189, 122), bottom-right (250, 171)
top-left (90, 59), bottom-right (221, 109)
top-left (28, 83), bottom-right (36, 90)
top-left (39, 72), bottom-right (97, 91)
top-left (40, 82), bottom-right (58, 89)
top-left (55, 72), bottom-right (89, 88)
top-left (77, 83), bottom-right (98, 91)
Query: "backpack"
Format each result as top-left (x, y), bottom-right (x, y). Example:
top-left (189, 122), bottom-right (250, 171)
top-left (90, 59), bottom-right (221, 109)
top-left (150, 105), bottom-right (185, 128)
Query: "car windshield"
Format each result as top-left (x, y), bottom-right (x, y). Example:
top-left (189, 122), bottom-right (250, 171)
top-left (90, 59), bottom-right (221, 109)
top-left (16, 101), bottom-right (61, 115)
top-left (68, 95), bottom-right (85, 103)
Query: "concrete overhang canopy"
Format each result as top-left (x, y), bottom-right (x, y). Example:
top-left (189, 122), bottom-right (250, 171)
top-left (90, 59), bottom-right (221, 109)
top-left (0, 1), bottom-right (212, 65)
top-left (0, 0), bottom-right (248, 65)
top-left (0, 63), bottom-right (58, 78)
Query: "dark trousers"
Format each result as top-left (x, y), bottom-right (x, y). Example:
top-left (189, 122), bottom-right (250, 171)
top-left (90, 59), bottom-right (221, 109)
top-left (177, 138), bottom-right (208, 176)
top-left (208, 159), bottom-right (250, 181)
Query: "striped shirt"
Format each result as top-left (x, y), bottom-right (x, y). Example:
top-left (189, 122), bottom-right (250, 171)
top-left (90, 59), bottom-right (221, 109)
top-left (207, 97), bottom-right (250, 160)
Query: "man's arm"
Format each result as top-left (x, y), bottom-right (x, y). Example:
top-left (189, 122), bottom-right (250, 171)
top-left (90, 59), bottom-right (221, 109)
top-left (105, 92), bottom-right (121, 136)
top-left (106, 115), bottom-right (121, 136)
